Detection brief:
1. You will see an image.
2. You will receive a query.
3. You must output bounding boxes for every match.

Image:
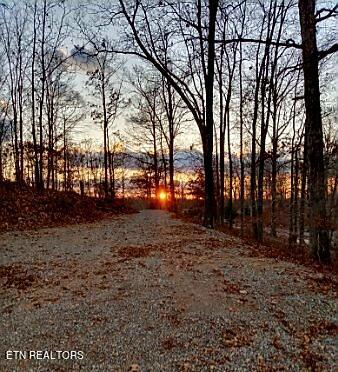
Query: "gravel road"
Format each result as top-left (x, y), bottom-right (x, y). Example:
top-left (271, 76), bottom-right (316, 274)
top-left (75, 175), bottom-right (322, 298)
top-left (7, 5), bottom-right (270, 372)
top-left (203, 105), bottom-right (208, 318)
top-left (0, 210), bottom-right (336, 371)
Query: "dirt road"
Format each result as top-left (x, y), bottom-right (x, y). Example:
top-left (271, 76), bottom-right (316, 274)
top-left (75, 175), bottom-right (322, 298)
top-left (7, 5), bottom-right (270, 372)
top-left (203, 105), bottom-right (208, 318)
top-left (0, 210), bottom-right (336, 371)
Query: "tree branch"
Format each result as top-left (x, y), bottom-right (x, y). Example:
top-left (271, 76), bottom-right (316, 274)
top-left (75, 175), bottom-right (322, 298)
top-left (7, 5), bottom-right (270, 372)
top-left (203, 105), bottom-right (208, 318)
top-left (214, 37), bottom-right (302, 49)
top-left (316, 5), bottom-right (338, 23)
top-left (318, 43), bottom-right (338, 60)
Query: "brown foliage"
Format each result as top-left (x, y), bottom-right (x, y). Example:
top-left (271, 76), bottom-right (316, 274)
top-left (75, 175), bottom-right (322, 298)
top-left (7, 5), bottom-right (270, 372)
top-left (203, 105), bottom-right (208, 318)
top-left (221, 327), bottom-right (253, 348)
top-left (0, 263), bottom-right (41, 290)
top-left (161, 336), bottom-right (182, 350)
top-left (118, 245), bottom-right (153, 259)
top-left (0, 181), bottom-right (135, 232)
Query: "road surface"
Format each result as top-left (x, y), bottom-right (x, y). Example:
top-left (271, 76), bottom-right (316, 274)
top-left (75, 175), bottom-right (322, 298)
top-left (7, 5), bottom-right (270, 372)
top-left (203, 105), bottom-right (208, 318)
top-left (0, 210), bottom-right (336, 371)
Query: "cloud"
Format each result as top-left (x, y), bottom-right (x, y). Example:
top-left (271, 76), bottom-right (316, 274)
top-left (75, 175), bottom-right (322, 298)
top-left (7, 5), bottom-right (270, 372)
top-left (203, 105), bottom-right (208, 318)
top-left (68, 45), bottom-right (99, 72)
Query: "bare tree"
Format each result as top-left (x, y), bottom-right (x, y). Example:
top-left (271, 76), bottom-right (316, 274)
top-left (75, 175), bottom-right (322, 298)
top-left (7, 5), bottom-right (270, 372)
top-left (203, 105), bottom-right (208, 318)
top-left (298, 0), bottom-right (334, 262)
top-left (114, 0), bottom-right (219, 226)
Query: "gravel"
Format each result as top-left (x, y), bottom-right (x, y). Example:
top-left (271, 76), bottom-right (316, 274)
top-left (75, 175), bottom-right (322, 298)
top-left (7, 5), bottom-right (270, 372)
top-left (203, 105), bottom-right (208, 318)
top-left (0, 210), bottom-right (336, 371)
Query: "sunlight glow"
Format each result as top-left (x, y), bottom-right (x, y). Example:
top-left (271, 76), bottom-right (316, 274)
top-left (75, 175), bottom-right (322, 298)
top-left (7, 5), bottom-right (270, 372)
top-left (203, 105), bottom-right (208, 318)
top-left (159, 191), bottom-right (167, 201)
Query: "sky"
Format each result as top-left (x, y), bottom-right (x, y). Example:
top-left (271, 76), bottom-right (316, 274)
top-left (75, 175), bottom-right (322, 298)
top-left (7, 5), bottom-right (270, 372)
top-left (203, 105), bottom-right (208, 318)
top-left (60, 0), bottom-right (337, 155)
top-left (66, 51), bottom-right (201, 152)
top-left (3, 0), bottom-right (334, 153)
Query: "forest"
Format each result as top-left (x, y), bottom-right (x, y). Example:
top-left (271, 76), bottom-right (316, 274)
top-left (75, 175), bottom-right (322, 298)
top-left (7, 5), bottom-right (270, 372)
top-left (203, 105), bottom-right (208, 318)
top-left (0, 1), bottom-right (337, 371)
top-left (1, 0), bottom-right (336, 262)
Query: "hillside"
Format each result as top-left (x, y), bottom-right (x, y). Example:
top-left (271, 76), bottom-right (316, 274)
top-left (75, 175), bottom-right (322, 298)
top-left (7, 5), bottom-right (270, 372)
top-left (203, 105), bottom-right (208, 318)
top-left (0, 182), bottom-right (134, 232)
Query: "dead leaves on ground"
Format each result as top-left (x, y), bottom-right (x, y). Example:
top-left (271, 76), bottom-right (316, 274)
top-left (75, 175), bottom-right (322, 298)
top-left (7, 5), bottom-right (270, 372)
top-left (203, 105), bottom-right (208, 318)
top-left (2, 214), bottom-right (336, 371)
top-left (0, 263), bottom-right (42, 290)
top-left (305, 273), bottom-right (336, 294)
top-left (118, 245), bottom-right (154, 259)
top-left (0, 181), bottom-right (135, 233)
top-left (270, 307), bottom-right (336, 370)
top-left (221, 327), bottom-right (254, 348)
top-left (0, 256), bottom-right (128, 312)
top-left (161, 336), bottom-right (182, 351)
top-left (222, 279), bottom-right (241, 294)
top-left (161, 307), bottom-right (183, 327)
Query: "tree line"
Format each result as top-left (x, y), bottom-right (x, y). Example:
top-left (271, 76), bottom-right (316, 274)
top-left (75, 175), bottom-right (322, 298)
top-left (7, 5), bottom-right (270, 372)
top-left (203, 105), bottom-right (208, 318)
top-left (0, 0), bottom-right (337, 262)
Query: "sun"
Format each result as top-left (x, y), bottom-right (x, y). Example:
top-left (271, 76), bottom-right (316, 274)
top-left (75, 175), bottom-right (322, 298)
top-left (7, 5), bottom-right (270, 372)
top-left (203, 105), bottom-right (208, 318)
top-left (159, 191), bottom-right (167, 201)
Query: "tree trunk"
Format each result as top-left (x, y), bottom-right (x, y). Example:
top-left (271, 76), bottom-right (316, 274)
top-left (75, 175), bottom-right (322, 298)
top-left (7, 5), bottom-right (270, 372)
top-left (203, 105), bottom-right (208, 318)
top-left (168, 141), bottom-right (175, 208)
top-left (38, 0), bottom-right (48, 192)
top-left (202, 132), bottom-right (215, 228)
top-left (18, 47), bottom-right (24, 185)
top-left (226, 109), bottom-right (233, 228)
top-left (31, 0), bottom-right (40, 189)
top-left (219, 132), bottom-right (225, 224)
top-left (239, 42), bottom-right (245, 236)
top-left (167, 81), bottom-right (176, 210)
top-left (0, 143), bottom-right (3, 183)
top-left (250, 22), bottom-right (266, 239)
top-left (202, 0), bottom-right (218, 228)
top-left (218, 48), bottom-right (225, 226)
top-left (298, 0), bottom-right (331, 262)
top-left (101, 76), bottom-right (109, 199)
top-left (152, 115), bottom-right (159, 199)
top-left (289, 131), bottom-right (296, 248)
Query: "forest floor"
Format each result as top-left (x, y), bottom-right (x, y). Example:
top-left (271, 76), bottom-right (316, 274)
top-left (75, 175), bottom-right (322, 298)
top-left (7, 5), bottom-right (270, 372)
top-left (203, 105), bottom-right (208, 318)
top-left (0, 182), bottom-right (135, 233)
top-left (0, 210), bottom-right (336, 371)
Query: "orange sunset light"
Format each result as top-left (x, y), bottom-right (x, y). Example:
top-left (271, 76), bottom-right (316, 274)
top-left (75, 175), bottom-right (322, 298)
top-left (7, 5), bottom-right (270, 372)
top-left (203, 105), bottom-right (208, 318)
top-left (159, 191), bottom-right (167, 201)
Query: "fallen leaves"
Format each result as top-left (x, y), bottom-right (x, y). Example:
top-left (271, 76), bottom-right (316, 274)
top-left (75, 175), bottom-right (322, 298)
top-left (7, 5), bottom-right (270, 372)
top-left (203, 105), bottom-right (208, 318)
top-left (221, 327), bottom-right (253, 348)
top-left (0, 181), bottom-right (135, 233)
top-left (222, 279), bottom-right (249, 296)
top-left (118, 245), bottom-right (155, 259)
top-left (304, 319), bottom-right (337, 340)
top-left (162, 311), bottom-right (182, 327)
top-left (161, 336), bottom-right (181, 350)
top-left (0, 263), bottom-right (41, 290)
top-left (305, 273), bottom-right (336, 294)
top-left (222, 279), bottom-right (240, 294)
top-left (272, 335), bottom-right (284, 350)
top-left (1, 209), bottom-right (336, 371)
